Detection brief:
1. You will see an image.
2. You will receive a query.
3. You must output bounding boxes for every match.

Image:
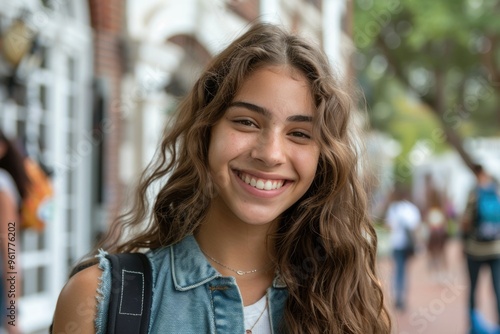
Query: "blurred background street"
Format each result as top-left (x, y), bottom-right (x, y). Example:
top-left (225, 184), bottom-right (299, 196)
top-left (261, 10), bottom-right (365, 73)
top-left (378, 232), bottom-right (498, 334)
top-left (0, 0), bottom-right (499, 332)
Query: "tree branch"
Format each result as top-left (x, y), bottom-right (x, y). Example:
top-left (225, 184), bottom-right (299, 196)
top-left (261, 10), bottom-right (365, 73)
top-left (375, 36), bottom-right (476, 170)
top-left (480, 35), bottom-right (500, 94)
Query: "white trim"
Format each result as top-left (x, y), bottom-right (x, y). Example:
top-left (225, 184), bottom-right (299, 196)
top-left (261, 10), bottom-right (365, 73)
top-left (260, 0), bottom-right (281, 23)
top-left (323, 0), bottom-right (347, 76)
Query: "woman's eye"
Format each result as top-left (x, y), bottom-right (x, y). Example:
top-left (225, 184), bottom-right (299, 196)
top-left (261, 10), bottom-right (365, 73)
top-left (290, 131), bottom-right (311, 139)
top-left (235, 119), bottom-right (257, 127)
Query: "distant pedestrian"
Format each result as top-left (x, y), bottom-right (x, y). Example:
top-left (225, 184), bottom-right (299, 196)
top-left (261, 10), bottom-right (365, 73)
top-left (460, 164), bottom-right (500, 333)
top-left (423, 175), bottom-right (449, 280)
top-left (385, 184), bottom-right (421, 311)
top-left (426, 206), bottom-right (449, 278)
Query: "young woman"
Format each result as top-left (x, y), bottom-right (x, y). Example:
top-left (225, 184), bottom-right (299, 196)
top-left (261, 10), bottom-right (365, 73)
top-left (385, 185), bottom-right (421, 311)
top-left (0, 131), bottom-right (28, 334)
top-left (53, 23), bottom-right (391, 333)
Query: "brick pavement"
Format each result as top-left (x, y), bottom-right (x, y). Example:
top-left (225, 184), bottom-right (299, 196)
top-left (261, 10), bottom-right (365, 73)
top-left (378, 238), bottom-right (498, 334)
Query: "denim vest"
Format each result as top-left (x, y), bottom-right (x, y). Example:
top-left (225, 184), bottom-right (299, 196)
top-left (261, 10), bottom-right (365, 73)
top-left (95, 235), bottom-right (288, 333)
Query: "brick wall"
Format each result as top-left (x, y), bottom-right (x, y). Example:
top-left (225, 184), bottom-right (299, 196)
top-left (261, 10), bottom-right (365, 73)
top-left (227, 0), bottom-right (259, 21)
top-left (88, 0), bottom-right (125, 226)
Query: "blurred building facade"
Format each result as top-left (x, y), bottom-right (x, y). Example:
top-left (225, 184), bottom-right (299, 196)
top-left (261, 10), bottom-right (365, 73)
top-left (0, 1), bottom-right (94, 332)
top-left (0, 0), bottom-right (350, 332)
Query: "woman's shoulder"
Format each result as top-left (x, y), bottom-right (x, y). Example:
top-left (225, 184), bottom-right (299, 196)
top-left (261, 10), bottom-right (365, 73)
top-left (59, 263), bottom-right (102, 301)
top-left (52, 263), bottom-right (102, 333)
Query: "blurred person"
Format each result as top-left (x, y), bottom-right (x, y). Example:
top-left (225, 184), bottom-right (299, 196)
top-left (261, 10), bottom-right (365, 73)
top-left (385, 184), bottom-right (421, 311)
top-left (444, 196), bottom-right (459, 237)
top-left (461, 164), bottom-right (500, 333)
top-left (52, 23), bottom-right (392, 333)
top-left (0, 131), bottom-right (27, 334)
top-left (425, 206), bottom-right (448, 277)
top-left (424, 175), bottom-right (449, 281)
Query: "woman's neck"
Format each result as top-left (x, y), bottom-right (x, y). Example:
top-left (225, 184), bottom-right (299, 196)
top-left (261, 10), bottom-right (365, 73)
top-left (194, 200), bottom-right (277, 277)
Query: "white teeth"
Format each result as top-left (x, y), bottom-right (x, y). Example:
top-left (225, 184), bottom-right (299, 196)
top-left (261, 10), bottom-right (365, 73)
top-left (238, 172), bottom-right (285, 191)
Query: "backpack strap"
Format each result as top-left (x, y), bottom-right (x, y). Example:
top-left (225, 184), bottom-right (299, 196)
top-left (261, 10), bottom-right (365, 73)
top-left (106, 253), bottom-right (153, 334)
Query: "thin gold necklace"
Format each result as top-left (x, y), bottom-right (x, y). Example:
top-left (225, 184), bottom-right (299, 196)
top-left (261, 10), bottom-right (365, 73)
top-left (246, 297), bottom-right (268, 334)
top-left (201, 249), bottom-right (264, 275)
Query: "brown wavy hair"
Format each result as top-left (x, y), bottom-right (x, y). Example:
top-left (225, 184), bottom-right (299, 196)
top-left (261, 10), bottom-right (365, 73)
top-left (99, 23), bottom-right (390, 333)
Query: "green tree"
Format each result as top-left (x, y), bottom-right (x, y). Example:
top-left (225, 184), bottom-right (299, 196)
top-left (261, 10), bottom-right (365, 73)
top-left (354, 0), bottom-right (500, 170)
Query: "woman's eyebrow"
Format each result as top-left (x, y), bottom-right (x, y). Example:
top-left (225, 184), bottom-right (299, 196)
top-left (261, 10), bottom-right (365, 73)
top-left (228, 101), bottom-right (313, 122)
top-left (287, 115), bottom-right (313, 123)
top-left (229, 101), bottom-right (270, 117)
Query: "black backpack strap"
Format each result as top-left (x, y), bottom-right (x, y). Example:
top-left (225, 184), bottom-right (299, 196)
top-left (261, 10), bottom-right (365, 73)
top-left (106, 253), bottom-right (153, 334)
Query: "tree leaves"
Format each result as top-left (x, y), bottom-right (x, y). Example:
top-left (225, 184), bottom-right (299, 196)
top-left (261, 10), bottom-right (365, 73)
top-left (354, 0), bottom-right (500, 170)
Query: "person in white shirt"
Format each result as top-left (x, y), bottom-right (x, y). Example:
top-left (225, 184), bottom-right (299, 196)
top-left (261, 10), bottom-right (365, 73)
top-left (385, 185), bottom-right (421, 311)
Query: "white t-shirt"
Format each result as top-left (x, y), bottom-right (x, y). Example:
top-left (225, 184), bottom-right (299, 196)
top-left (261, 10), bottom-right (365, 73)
top-left (385, 200), bottom-right (421, 250)
top-left (244, 294), bottom-right (271, 334)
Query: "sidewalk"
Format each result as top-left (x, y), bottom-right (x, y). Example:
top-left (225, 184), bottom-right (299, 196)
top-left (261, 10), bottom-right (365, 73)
top-left (378, 238), bottom-right (498, 334)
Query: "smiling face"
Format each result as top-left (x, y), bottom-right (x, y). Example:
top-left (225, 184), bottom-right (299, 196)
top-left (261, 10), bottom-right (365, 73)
top-left (207, 65), bottom-right (320, 226)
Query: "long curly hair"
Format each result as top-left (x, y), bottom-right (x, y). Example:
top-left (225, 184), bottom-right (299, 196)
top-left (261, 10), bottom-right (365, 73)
top-left (99, 23), bottom-right (391, 333)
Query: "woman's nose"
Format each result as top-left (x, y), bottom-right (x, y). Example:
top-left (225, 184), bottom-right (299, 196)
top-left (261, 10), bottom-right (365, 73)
top-left (250, 131), bottom-right (286, 167)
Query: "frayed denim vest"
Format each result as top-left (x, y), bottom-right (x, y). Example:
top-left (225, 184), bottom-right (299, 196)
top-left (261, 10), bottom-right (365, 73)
top-left (95, 235), bottom-right (288, 333)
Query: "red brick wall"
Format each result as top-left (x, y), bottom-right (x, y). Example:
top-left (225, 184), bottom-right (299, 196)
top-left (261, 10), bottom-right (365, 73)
top-left (227, 0), bottom-right (259, 21)
top-left (169, 35), bottom-right (212, 64)
top-left (88, 0), bottom-right (125, 225)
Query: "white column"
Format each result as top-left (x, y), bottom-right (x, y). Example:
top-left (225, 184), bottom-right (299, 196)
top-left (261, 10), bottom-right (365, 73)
top-left (322, 0), bottom-right (346, 77)
top-left (49, 47), bottom-right (68, 298)
top-left (74, 37), bottom-right (93, 259)
top-left (260, 0), bottom-right (281, 23)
